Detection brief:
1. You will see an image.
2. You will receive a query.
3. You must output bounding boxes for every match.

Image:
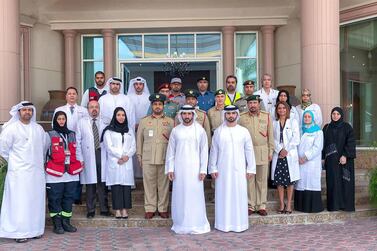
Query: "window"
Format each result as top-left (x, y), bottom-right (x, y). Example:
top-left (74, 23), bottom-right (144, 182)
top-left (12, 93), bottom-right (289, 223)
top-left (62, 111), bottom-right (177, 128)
top-left (235, 32), bottom-right (258, 94)
top-left (82, 36), bottom-right (103, 91)
top-left (340, 18), bottom-right (377, 146)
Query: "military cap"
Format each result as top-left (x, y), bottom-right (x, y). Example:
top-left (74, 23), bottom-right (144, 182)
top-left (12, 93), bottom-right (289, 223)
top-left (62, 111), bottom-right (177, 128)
top-left (246, 95), bottom-right (262, 102)
top-left (243, 80), bottom-right (255, 86)
top-left (149, 93), bottom-right (167, 103)
top-left (184, 89), bottom-right (199, 99)
top-left (215, 89), bottom-right (225, 96)
top-left (158, 83), bottom-right (170, 91)
top-left (197, 76), bottom-right (209, 83)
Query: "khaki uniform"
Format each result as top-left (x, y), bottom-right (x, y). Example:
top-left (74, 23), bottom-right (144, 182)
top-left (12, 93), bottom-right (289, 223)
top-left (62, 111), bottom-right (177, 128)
top-left (207, 106), bottom-right (223, 134)
top-left (235, 96), bottom-right (266, 113)
top-left (175, 108), bottom-right (211, 146)
top-left (239, 111), bottom-right (274, 211)
top-left (136, 115), bottom-right (174, 213)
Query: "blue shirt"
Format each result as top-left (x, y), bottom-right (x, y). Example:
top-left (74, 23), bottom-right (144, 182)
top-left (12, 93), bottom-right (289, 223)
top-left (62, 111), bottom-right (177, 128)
top-left (197, 91), bottom-right (215, 112)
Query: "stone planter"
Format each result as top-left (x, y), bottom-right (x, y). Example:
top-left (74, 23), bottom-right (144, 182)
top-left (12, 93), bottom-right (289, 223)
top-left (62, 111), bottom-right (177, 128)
top-left (40, 90), bottom-right (66, 122)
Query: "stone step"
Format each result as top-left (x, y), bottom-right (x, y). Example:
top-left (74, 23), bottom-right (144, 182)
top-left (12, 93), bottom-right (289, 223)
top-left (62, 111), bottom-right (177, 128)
top-left (46, 205), bottom-right (377, 228)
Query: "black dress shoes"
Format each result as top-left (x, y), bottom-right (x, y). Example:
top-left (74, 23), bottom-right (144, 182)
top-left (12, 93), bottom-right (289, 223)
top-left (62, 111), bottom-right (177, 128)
top-left (87, 212), bottom-right (95, 218)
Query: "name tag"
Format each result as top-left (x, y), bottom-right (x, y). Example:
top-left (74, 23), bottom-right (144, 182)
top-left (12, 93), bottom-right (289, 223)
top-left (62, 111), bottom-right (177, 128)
top-left (148, 130), bottom-right (154, 137)
top-left (65, 150), bottom-right (71, 165)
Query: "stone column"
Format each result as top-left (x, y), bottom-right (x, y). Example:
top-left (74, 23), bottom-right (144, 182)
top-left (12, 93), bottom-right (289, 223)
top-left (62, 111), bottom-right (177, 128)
top-left (0, 0), bottom-right (20, 122)
top-left (301, 0), bottom-right (340, 123)
top-left (63, 30), bottom-right (77, 89)
top-left (102, 29), bottom-right (115, 79)
top-left (261, 25), bottom-right (275, 83)
top-left (20, 26), bottom-right (31, 101)
top-left (222, 26), bottom-right (236, 84)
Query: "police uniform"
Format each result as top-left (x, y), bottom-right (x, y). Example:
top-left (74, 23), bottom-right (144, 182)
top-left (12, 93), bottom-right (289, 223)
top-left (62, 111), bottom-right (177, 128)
top-left (239, 95), bottom-right (274, 214)
top-left (146, 83), bottom-right (179, 119)
top-left (235, 96), bottom-right (266, 113)
top-left (207, 89), bottom-right (225, 134)
top-left (174, 89), bottom-right (212, 146)
top-left (196, 77), bottom-right (215, 112)
top-left (136, 94), bottom-right (174, 217)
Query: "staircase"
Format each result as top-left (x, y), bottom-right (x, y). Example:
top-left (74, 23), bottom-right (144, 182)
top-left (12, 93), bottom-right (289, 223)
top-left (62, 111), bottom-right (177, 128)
top-left (46, 169), bottom-right (377, 227)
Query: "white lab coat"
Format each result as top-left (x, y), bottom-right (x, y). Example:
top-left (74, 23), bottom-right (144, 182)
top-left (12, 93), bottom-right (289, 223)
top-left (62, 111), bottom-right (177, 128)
top-left (296, 130), bottom-right (324, 191)
top-left (209, 124), bottom-right (256, 232)
top-left (102, 130), bottom-right (136, 186)
top-left (165, 122), bottom-right (210, 234)
top-left (254, 88), bottom-right (279, 113)
top-left (271, 118), bottom-right (300, 183)
top-left (54, 103), bottom-right (88, 132)
top-left (76, 116), bottom-right (104, 185)
top-left (296, 104), bottom-right (323, 132)
top-left (0, 121), bottom-right (48, 239)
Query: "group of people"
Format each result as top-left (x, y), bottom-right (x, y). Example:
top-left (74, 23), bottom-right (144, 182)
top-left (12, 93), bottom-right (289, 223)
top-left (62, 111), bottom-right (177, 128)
top-left (0, 70), bottom-right (356, 242)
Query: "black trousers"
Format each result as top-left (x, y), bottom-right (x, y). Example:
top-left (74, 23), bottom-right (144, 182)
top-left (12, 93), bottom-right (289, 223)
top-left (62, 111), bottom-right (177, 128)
top-left (86, 149), bottom-right (109, 213)
top-left (47, 181), bottom-right (79, 217)
top-left (111, 185), bottom-right (132, 210)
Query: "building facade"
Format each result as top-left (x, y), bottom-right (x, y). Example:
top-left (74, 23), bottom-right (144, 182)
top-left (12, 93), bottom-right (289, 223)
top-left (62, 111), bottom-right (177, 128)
top-left (0, 0), bottom-right (377, 146)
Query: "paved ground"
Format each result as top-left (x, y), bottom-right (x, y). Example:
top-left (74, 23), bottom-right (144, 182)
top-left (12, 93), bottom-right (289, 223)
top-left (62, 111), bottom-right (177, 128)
top-left (1, 217), bottom-right (376, 251)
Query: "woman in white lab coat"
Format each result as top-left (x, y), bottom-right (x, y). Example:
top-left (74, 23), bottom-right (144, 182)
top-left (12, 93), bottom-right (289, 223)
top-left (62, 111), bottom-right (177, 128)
top-left (101, 107), bottom-right (136, 219)
top-left (271, 101), bottom-right (300, 214)
top-left (296, 88), bottom-right (322, 134)
top-left (269, 90), bottom-right (299, 123)
top-left (294, 110), bottom-right (324, 213)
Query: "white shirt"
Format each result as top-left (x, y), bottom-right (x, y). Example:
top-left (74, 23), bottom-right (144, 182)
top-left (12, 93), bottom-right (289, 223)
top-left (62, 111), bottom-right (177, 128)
top-left (81, 85), bottom-right (109, 108)
top-left (254, 88), bottom-right (279, 113)
top-left (54, 103), bottom-right (88, 133)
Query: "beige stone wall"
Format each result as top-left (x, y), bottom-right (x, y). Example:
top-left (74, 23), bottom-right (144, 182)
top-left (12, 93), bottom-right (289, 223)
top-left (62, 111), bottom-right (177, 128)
top-left (30, 23), bottom-right (64, 119)
top-left (274, 18), bottom-right (301, 98)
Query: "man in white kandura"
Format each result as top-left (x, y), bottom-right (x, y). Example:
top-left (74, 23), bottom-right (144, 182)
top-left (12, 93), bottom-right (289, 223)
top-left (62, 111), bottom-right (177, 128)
top-left (99, 77), bottom-right (136, 131)
top-left (0, 102), bottom-right (48, 243)
top-left (127, 76), bottom-right (150, 178)
top-left (165, 105), bottom-right (210, 234)
top-left (209, 105), bottom-right (256, 232)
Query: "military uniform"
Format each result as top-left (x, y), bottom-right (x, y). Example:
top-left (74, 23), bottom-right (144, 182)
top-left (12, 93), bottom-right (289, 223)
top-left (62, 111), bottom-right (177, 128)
top-left (207, 106), bottom-right (223, 134)
top-left (147, 100), bottom-right (178, 119)
top-left (239, 110), bottom-right (274, 212)
top-left (235, 96), bottom-right (266, 113)
top-left (137, 96), bottom-right (174, 215)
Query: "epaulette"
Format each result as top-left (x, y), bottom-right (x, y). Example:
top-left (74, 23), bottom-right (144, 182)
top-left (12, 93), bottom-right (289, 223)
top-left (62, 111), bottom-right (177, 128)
top-left (196, 108), bottom-right (206, 114)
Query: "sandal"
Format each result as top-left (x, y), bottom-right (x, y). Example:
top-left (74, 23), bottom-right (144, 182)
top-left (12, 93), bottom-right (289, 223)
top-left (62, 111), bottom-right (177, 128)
top-left (15, 238), bottom-right (28, 243)
top-left (277, 204), bottom-right (286, 214)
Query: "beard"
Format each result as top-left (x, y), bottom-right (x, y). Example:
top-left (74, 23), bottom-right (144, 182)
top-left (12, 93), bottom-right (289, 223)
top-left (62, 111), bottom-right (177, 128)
top-left (183, 117), bottom-right (193, 124)
top-left (153, 109), bottom-right (163, 115)
top-left (225, 116), bottom-right (237, 122)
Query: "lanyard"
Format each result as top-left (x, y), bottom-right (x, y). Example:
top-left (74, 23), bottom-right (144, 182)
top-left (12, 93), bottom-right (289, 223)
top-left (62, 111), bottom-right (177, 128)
top-left (59, 133), bottom-right (69, 150)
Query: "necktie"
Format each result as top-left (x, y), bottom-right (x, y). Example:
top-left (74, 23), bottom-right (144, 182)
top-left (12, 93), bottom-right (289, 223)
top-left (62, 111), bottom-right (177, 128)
top-left (70, 106), bottom-right (75, 115)
top-left (92, 119), bottom-right (100, 149)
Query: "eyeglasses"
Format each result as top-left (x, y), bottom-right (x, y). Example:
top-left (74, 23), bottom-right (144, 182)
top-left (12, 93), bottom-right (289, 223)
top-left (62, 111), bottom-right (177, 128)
top-left (302, 94), bottom-right (311, 97)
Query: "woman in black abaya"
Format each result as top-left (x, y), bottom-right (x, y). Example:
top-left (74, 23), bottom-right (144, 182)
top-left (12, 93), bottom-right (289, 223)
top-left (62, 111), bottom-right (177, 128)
top-left (322, 107), bottom-right (356, 212)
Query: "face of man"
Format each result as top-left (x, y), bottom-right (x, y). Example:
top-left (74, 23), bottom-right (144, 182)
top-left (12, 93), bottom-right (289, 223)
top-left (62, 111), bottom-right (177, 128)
top-left (66, 89), bottom-right (78, 105)
top-left (116, 110), bottom-right (126, 124)
top-left (110, 82), bottom-right (121, 94)
top-left (186, 97), bottom-right (197, 107)
top-left (197, 80), bottom-right (208, 92)
top-left (225, 111), bottom-right (238, 123)
top-left (152, 101), bottom-right (164, 115)
top-left (262, 75), bottom-right (272, 89)
top-left (244, 85), bottom-right (254, 96)
top-left (181, 111), bottom-right (194, 125)
top-left (19, 107), bottom-right (33, 123)
top-left (134, 82), bottom-right (144, 94)
top-left (95, 73), bottom-right (105, 87)
top-left (226, 77), bottom-right (237, 93)
top-left (88, 100), bottom-right (99, 118)
top-left (170, 82), bottom-right (182, 93)
top-left (57, 114), bottom-right (67, 127)
top-left (302, 92), bottom-right (311, 103)
top-left (247, 100), bottom-right (260, 113)
top-left (159, 88), bottom-right (170, 98)
top-left (215, 94), bottom-right (225, 106)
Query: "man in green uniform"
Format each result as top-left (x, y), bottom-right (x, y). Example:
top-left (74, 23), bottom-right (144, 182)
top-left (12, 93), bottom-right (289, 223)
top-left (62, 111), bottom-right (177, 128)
top-left (137, 93), bottom-right (174, 219)
top-left (239, 95), bottom-right (274, 216)
top-left (207, 89), bottom-right (226, 134)
top-left (147, 83), bottom-right (178, 118)
top-left (235, 80), bottom-right (265, 112)
top-left (175, 89), bottom-right (211, 146)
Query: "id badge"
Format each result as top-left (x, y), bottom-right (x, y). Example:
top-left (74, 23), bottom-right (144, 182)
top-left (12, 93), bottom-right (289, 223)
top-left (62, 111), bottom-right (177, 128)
top-left (148, 130), bottom-right (154, 137)
top-left (65, 150), bottom-right (71, 165)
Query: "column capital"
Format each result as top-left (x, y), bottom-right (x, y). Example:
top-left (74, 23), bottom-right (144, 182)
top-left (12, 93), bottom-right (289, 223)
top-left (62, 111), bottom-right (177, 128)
top-left (222, 26), bottom-right (236, 34)
top-left (261, 25), bottom-right (275, 34)
top-left (102, 29), bottom-right (115, 37)
top-left (62, 29), bottom-right (77, 38)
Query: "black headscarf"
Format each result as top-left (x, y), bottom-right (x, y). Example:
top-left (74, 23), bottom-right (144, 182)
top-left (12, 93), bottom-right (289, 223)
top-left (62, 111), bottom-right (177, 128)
top-left (52, 111), bottom-right (71, 135)
top-left (100, 107), bottom-right (129, 142)
top-left (277, 90), bottom-right (292, 108)
top-left (329, 107), bottom-right (345, 129)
